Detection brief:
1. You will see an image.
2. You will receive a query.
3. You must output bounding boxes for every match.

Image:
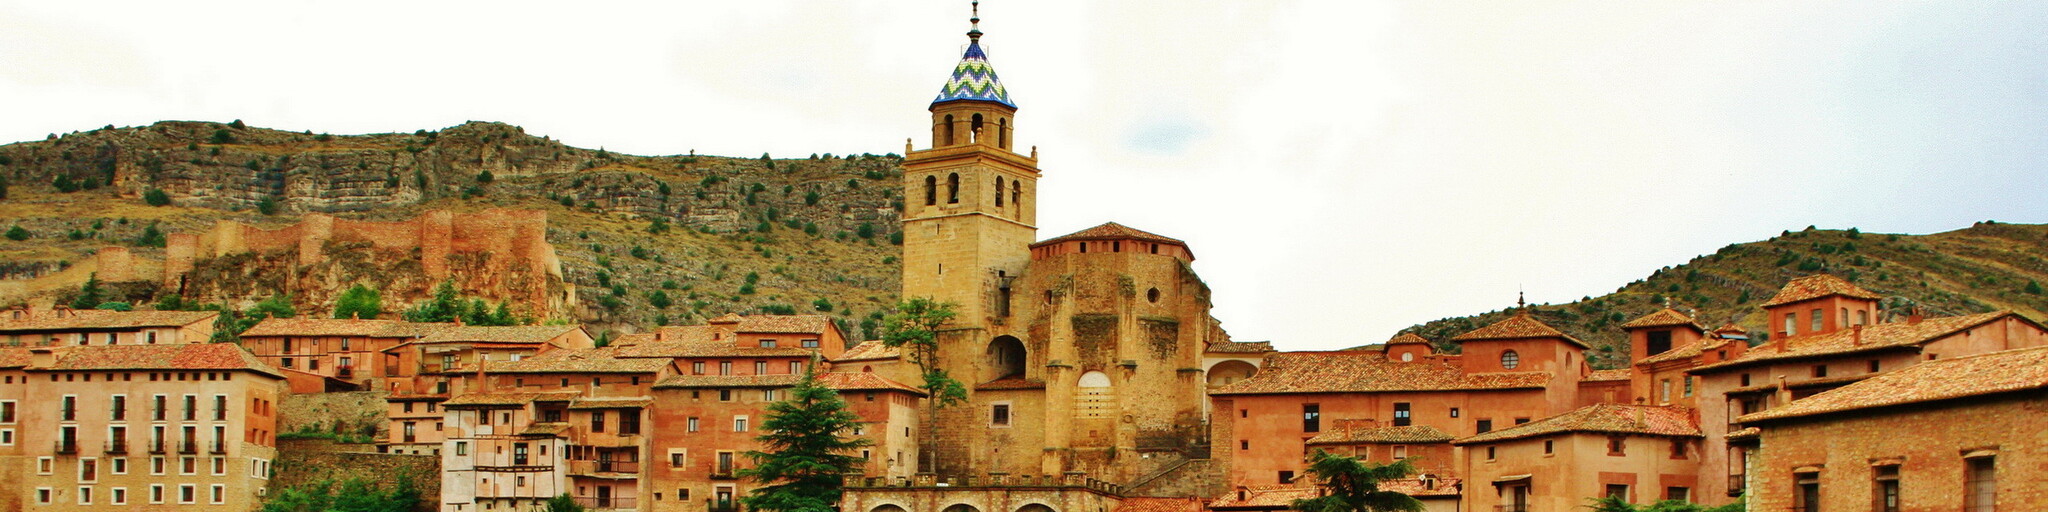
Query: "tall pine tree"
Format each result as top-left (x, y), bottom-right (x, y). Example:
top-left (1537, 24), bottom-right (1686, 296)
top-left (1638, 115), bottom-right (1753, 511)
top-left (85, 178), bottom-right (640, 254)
top-left (1289, 450), bottom-right (1423, 512)
top-left (739, 366), bottom-right (871, 512)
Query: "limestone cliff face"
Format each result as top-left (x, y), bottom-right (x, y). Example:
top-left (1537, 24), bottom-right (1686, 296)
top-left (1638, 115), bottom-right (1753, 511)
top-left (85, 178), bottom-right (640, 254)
top-left (0, 121), bottom-right (908, 333)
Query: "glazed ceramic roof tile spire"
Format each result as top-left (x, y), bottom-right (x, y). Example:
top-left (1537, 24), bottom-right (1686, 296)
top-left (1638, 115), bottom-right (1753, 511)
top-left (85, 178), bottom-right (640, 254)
top-left (933, 1), bottom-right (1016, 108)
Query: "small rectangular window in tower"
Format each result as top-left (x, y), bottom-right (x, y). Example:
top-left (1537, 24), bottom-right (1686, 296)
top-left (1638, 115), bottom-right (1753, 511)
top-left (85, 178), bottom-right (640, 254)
top-left (991, 404), bottom-right (1010, 427)
top-left (1392, 403), bottom-right (1410, 426)
top-left (1873, 465), bottom-right (1899, 512)
top-left (1302, 404), bottom-right (1320, 432)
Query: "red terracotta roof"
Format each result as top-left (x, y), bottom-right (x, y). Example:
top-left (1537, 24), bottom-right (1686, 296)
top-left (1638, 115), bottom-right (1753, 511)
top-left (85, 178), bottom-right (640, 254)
top-left (1210, 351), bottom-right (1551, 395)
top-left (242, 318), bottom-right (448, 338)
top-left (1454, 404), bottom-right (1700, 445)
top-left (611, 341), bottom-right (818, 358)
top-left (418, 325), bottom-right (583, 345)
top-left (0, 310), bottom-right (218, 332)
top-left (1030, 222), bottom-right (1187, 248)
top-left (1206, 340), bottom-right (1276, 353)
top-left (1385, 333), bottom-right (1432, 346)
top-left (443, 391), bottom-right (580, 407)
top-left (1450, 313), bottom-right (1591, 348)
top-left (30, 343), bottom-right (282, 377)
top-left (734, 315), bottom-right (837, 335)
top-left (974, 376), bottom-right (1046, 390)
top-left (486, 348), bottom-right (672, 374)
top-left (1621, 309), bottom-right (1703, 330)
top-left (835, 341), bottom-right (901, 361)
top-left (1304, 424), bottom-right (1454, 445)
top-left (1580, 368), bottom-right (1632, 382)
top-left (1206, 486), bottom-right (1318, 509)
top-left (1760, 274), bottom-right (1884, 307)
top-left (1113, 497), bottom-right (1203, 512)
top-left (816, 372), bottom-right (926, 395)
top-left (708, 313), bottom-right (745, 324)
top-left (652, 374), bottom-right (804, 389)
top-left (568, 397), bottom-right (654, 409)
top-left (1739, 346), bottom-right (2048, 424)
top-left (1379, 478), bottom-right (1462, 497)
top-left (1691, 311), bottom-right (2025, 373)
top-left (0, 348), bottom-right (29, 368)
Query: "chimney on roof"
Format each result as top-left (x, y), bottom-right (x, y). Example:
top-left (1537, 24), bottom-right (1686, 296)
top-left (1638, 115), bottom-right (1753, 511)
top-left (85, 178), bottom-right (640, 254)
top-left (454, 316), bottom-right (464, 327)
top-left (1908, 308), bottom-right (1924, 325)
top-left (1236, 488), bottom-right (1248, 501)
top-left (30, 348), bottom-right (56, 368)
top-left (1633, 406), bottom-right (1646, 426)
top-left (351, 311), bottom-right (360, 320)
top-left (1851, 325), bottom-right (1863, 345)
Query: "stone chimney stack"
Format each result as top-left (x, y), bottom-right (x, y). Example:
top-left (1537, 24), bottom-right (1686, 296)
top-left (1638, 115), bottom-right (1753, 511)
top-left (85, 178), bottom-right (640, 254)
top-left (30, 348), bottom-right (56, 368)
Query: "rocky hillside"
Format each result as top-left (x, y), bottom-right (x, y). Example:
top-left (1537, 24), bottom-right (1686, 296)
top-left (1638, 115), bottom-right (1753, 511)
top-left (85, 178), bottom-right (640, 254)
top-left (0, 121), bottom-right (909, 339)
top-left (1399, 222), bottom-right (2048, 368)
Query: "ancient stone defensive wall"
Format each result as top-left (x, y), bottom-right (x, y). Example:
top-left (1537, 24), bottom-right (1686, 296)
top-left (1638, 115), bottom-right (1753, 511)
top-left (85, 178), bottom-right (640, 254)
top-left (275, 439), bottom-right (441, 510)
top-left (162, 208), bottom-right (566, 314)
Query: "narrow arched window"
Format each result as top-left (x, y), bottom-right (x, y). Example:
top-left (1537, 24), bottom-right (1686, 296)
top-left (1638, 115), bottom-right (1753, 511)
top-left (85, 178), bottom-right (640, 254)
top-left (947, 173), bottom-right (960, 204)
top-left (1011, 183), bottom-right (1020, 208)
top-left (998, 118), bottom-right (1009, 149)
top-left (943, 115), bottom-right (956, 146)
top-left (971, 114), bottom-right (985, 143)
top-left (924, 175), bottom-right (938, 206)
top-left (995, 177), bottom-right (1005, 207)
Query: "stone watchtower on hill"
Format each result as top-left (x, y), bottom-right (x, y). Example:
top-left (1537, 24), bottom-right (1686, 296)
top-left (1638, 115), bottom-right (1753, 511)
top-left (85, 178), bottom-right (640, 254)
top-left (894, 6), bottom-right (1230, 492)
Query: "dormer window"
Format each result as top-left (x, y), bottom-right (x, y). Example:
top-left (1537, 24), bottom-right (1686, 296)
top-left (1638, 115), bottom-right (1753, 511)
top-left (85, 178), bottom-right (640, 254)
top-left (1500, 350), bottom-right (1521, 370)
top-left (759, 339), bottom-right (776, 349)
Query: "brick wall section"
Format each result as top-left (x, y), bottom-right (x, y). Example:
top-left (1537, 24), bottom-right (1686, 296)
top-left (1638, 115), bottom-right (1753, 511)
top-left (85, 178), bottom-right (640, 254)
top-left (274, 439), bottom-right (440, 510)
top-left (1747, 393), bottom-right (2046, 511)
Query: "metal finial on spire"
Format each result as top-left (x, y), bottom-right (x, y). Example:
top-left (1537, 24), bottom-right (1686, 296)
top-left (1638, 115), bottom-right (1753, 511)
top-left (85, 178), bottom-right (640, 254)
top-left (968, 1), bottom-right (983, 41)
top-left (1517, 289), bottom-right (1526, 309)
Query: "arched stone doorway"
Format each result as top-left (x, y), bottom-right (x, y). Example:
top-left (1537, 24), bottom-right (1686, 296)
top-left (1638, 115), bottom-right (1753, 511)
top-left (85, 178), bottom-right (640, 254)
top-left (987, 335), bottom-right (1027, 381)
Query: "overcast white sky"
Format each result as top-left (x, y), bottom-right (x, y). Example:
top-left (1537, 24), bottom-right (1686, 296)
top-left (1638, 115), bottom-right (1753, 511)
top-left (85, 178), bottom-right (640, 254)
top-left (4, 1), bottom-right (2044, 350)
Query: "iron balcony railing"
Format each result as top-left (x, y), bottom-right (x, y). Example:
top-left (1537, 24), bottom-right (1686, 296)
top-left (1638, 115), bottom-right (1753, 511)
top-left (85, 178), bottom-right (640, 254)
top-left (147, 440), bottom-right (167, 454)
top-left (105, 440), bottom-right (129, 454)
top-left (55, 440), bottom-right (79, 454)
top-left (178, 440), bottom-right (198, 454)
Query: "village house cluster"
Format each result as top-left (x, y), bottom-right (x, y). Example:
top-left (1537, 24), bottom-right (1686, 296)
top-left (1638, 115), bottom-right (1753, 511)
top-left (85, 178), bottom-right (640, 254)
top-left (1, 8), bottom-right (2045, 512)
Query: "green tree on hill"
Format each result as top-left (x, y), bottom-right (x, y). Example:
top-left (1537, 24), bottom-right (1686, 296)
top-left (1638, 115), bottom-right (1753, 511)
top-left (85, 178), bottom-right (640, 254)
top-left (740, 367), bottom-right (871, 512)
top-left (70, 273), bottom-right (106, 310)
top-left (333, 284), bottom-right (383, 319)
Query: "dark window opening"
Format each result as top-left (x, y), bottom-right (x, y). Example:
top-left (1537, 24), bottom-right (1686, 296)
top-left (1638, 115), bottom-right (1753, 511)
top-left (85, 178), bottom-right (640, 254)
top-left (995, 177), bottom-right (1005, 207)
top-left (924, 175), bottom-right (938, 206)
top-left (1392, 403), bottom-right (1411, 427)
top-left (1476, 419), bottom-right (1493, 433)
top-left (947, 173), bottom-right (960, 204)
top-left (1647, 330), bottom-right (1673, 356)
top-left (1302, 404), bottom-right (1321, 432)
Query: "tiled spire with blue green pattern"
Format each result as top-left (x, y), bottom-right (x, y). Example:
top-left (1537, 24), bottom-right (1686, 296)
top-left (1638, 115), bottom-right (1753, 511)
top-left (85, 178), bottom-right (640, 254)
top-left (932, 1), bottom-right (1016, 108)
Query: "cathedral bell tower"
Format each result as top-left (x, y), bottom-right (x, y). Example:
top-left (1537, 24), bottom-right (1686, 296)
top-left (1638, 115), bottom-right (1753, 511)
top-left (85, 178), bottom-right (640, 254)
top-left (901, 2), bottom-right (1040, 326)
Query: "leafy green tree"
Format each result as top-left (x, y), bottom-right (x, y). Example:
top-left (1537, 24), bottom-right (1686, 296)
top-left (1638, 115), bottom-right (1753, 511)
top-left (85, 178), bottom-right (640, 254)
top-left (143, 188), bottom-right (172, 206)
top-left (333, 284), bottom-right (383, 319)
top-left (1583, 496), bottom-right (1744, 512)
top-left (740, 367), bottom-right (871, 512)
top-left (1288, 450), bottom-right (1422, 512)
top-left (2026, 279), bottom-right (2044, 295)
top-left (545, 493), bottom-right (586, 512)
top-left (403, 280), bottom-right (463, 323)
top-left (260, 476), bottom-right (422, 512)
top-left (3, 225), bottom-right (25, 241)
top-left (70, 273), bottom-right (106, 309)
top-left (96, 302), bottom-right (133, 311)
top-left (209, 129), bottom-right (235, 144)
top-left (881, 297), bottom-right (967, 472)
top-left (649, 290), bottom-right (674, 309)
top-left (257, 196), bottom-right (280, 215)
top-left (134, 224), bottom-right (166, 247)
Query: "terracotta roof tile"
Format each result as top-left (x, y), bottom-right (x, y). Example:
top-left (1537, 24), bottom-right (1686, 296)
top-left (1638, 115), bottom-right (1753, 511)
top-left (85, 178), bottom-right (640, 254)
top-left (1760, 274), bottom-right (1884, 307)
top-left (1581, 368), bottom-right (1632, 382)
top-left (611, 341), bottom-right (817, 359)
top-left (1450, 313), bottom-right (1591, 348)
top-left (1211, 351), bottom-right (1551, 395)
top-left (733, 315), bottom-right (837, 335)
top-left (1454, 404), bottom-right (1700, 445)
top-left (486, 347), bottom-right (672, 374)
top-left (0, 348), bottom-right (30, 368)
top-left (1113, 497), bottom-right (1203, 512)
top-left (816, 372), bottom-right (926, 395)
top-left (443, 391), bottom-right (580, 407)
top-left (974, 376), bottom-right (1046, 390)
top-left (652, 374), bottom-right (803, 389)
top-left (1379, 478), bottom-right (1462, 497)
top-left (1031, 222), bottom-right (1187, 248)
top-left (1739, 346), bottom-right (2048, 423)
top-left (418, 325), bottom-right (582, 345)
top-left (521, 422), bottom-right (574, 436)
top-left (0, 310), bottom-right (218, 333)
top-left (1304, 424), bottom-right (1454, 445)
top-left (1385, 334), bottom-right (1432, 346)
top-left (1621, 309), bottom-right (1704, 330)
top-left (242, 318), bottom-right (449, 338)
top-left (1691, 312), bottom-right (2021, 373)
top-left (835, 341), bottom-right (901, 361)
top-left (1206, 486), bottom-right (1318, 508)
top-left (568, 397), bottom-right (654, 409)
top-left (30, 343), bottom-right (282, 377)
top-left (1207, 340), bottom-right (1276, 353)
